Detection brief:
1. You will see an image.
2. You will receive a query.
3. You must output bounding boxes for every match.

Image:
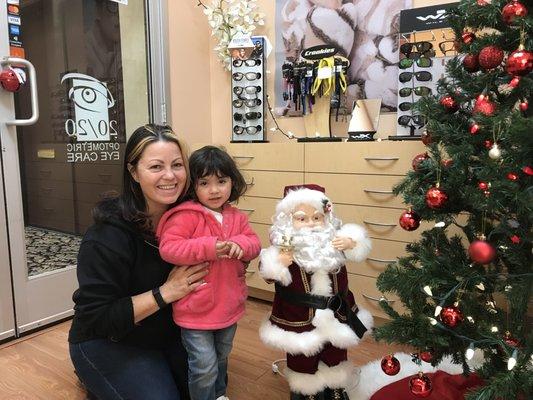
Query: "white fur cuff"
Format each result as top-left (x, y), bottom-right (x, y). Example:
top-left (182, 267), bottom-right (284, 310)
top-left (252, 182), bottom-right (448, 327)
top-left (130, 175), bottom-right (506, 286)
top-left (259, 319), bottom-right (324, 357)
top-left (312, 309), bottom-right (359, 349)
top-left (259, 246), bottom-right (292, 286)
top-left (337, 223), bottom-right (372, 262)
top-left (286, 361), bottom-right (356, 395)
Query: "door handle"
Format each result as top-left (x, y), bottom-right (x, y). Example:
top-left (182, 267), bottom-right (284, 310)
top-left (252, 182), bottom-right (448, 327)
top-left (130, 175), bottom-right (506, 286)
top-left (1, 57), bottom-right (39, 126)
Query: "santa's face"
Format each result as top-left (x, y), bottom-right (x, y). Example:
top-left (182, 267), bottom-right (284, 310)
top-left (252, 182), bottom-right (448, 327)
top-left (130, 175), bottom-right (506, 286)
top-left (291, 204), bottom-right (325, 230)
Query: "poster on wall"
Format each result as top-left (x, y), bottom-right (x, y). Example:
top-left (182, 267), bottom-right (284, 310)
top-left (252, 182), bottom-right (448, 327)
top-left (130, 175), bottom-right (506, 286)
top-left (274, 0), bottom-right (412, 114)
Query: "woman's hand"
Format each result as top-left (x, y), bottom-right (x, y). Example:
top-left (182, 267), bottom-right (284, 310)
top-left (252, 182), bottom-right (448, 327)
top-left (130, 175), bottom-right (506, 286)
top-left (160, 262), bottom-right (209, 303)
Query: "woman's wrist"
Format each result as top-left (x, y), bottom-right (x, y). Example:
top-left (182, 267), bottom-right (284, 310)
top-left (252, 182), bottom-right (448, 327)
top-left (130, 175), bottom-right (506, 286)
top-left (152, 286), bottom-right (168, 309)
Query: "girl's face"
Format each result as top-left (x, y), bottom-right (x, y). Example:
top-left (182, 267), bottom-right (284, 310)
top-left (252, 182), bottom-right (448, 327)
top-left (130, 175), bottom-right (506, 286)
top-left (195, 174), bottom-right (232, 212)
top-left (129, 141), bottom-right (187, 217)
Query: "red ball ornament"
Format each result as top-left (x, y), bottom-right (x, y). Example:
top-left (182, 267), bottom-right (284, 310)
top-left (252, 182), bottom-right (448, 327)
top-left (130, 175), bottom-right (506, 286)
top-left (522, 166), bottom-right (533, 176)
top-left (469, 240), bottom-right (496, 264)
top-left (470, 122), bottom-right (480, 135)
top-left (412, 152), bottom-right (429, 171)
top-left (510, 235), bottom-right (520, 244)
top-left (478, 181), bottom-right (489, 190)
top-left (461, 31), bottom-right (476, 44)
top-left (519, 100), bottom-right (528, 112)
top-left (399, 209), bottom-right (421, 231)
top-left (381, 355), bottom-right (401, 376)
top-left (507, 172), bottom-right (518, 181)
top-left (478, 46), bottom-right (504, 70)
top-left (463, 54), bottom-right (480, 72)
top-left (474, 94), bottom-right (497, 116)
top-left (484, 139), bottom-right (494, 149)
top-left (440, 95), bottom-right (459, 113)
top-left (425, 186), bottom-right (448, 209)
top-left (440, 305), bottom-right (464, 328)
top-left (0, 68), bottom-right (22, 92)
top-left (502, 1), bottom-right (528, 25)
top-left (421, 131), bottom-right (433, 145)
top-left (409, 373), bottom-right (433, 397)
top-left (504, 331), bottom-right (521, 348)
top-left (419, 350), bottom-right (434, 363)
top-left (506, 48), bottom-right (533, 76)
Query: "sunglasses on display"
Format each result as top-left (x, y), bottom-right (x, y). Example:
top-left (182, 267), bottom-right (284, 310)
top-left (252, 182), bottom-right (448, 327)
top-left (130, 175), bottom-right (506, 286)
top-left (438, 40), bottom-right (456, 56)
top-left (399, 71), bottom-right (432, 83)
top-left (399, 86), bottom-right (432, 97)
top-left (233, 112), bottom-right (262, 121)
top-left (399, 57), bottom-right (432, 69)
top-left (397, 114), bottom-right (427, 127)
top-left (233, 59), bottom-right (261, 67)
top-left (233, 86), bottom-right (261, 95)
top-left (398, 102), bottom-right (413, 112)
top-left (233, 125), bottom-right (262, 135)
top-left (232, 72), bottom-right (262, 81)
top-left (232, 98), bottom-right (262, 108)
top-left (400, 41), bottom-right (434, 59)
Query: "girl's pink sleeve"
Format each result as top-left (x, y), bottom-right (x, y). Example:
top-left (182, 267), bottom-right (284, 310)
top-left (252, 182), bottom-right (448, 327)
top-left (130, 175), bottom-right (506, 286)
top-left (158, 212), bottom-right (218, 265)
top-left (228, 213), bottom-right (261, 262)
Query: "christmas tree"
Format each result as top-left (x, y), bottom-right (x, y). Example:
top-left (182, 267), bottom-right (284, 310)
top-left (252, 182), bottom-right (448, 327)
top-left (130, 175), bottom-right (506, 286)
top-left (373, 1), bottom-right (532, 399)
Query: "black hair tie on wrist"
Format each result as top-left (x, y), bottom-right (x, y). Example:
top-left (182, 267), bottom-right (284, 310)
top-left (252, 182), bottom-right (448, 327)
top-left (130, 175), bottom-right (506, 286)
top-left (152, 287), bottom-right (167, 309)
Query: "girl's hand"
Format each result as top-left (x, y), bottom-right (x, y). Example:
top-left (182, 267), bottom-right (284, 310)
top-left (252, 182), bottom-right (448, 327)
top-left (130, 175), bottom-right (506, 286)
top-left (216, 241), bottom-right (230, 258)
top-left (332, 236), bottom-right (356, 251)
top-left (160, 263), bottom-right (209, 303)
top-left (226, 241), bottom-right (244, 259)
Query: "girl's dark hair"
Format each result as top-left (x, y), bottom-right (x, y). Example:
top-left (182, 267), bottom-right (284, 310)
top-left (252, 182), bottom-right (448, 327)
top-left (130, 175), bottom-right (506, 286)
top-left (93, 124), bottom-right (190, 237)
top-left (188, 145), bottom-right (247, 203)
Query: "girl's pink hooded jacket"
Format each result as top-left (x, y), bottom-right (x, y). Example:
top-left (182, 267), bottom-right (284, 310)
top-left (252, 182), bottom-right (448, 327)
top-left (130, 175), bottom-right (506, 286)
top-left (156, 200), bottom-right (261, 330)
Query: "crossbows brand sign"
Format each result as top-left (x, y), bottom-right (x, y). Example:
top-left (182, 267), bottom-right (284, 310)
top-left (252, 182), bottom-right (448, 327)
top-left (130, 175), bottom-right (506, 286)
top-left (399, 3), bottom-right (459, 33)
top-left (61, 73), bottom-right (120, 162)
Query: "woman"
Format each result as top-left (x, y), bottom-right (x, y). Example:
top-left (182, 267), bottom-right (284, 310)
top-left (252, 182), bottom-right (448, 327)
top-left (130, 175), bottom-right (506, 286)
top-left (69, 124), bottom-right (208, 400)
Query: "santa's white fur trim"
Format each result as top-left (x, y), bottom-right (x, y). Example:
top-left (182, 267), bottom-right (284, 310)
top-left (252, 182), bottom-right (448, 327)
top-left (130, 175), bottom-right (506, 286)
top-left (310, 270), bottom-right (332, 296)
top-left (276, 188), bottom-right (331, 218)
top-left (312, 309), bottom-right (360, 349)
top-left (286, 361), bottom-right (355, 395)
top-left (259, 247), bottom-right (292, 286)
top-left (337, 223), bottom-right (372, 262)
top-left (355, 308), bottom-right (374, 333)
top-left (259, 319), bottom-right (324, 357)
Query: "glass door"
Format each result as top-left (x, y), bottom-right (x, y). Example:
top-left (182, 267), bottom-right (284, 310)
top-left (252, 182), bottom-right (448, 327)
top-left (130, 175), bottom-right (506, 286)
top-left (0, 0), bottom-right (150, 336)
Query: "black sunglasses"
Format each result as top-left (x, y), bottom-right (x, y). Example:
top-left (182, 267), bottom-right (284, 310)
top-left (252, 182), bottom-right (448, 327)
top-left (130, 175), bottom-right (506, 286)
top-left (399, 71), bottom-right (432, 83)
top-left (233, 125), bottom-right (262, 135)
top-left (399, 57), bottom-right (432, 69)
top-left (399, 86), bottom-right (432, 97)
top-left (233, 112), bottom-right (262, 121)
top-left (398, 102), bottom-right (413, 112)
top-left (233, 72), bottom-right (261, 81)
top-left (397, 114), bottom-right (427, 127)
top-left (233, 98), bottom-right (262, 108)
top-left (233, 86), bottom-right (261, 95)
top-left (438, 40), bottom-right (456, 56)
top-left (233, 59), bottom-right (261, 67)
top-left (400, 41), bottom-right (434, 59)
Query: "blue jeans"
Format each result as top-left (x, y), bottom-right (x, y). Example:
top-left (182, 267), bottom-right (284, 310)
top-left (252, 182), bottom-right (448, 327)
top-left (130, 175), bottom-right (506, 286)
top-left (181, 324), bottom-right (237, 400)
top-left (70, 338), bottom-right (189, 400)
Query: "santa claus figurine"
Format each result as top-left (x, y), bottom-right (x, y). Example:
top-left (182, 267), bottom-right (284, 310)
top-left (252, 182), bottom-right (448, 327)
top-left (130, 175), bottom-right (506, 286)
top-left (259, 184), bottom-right (373, 400)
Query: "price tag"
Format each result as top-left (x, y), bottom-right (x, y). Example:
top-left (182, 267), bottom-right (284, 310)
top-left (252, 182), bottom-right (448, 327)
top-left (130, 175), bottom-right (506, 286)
top-left (317, 67), bottom-right (332, 79)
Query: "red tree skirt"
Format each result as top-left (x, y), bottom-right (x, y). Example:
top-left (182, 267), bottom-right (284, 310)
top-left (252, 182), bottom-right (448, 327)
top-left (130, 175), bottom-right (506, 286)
top-left (370, 371), bottom-right (484, 400)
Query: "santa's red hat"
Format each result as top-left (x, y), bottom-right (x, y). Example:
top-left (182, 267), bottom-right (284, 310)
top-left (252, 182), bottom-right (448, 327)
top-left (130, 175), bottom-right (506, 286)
top-left (276, 184), bottom-right (332, 217)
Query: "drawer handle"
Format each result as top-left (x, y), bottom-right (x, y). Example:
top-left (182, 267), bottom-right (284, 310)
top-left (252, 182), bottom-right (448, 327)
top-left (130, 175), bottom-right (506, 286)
top-left (239, 208), bottom-right (255, 214)
top-left (39, 169), bottom-right (52, 174)
top-left (245, 177), bottom-right (255, 186)
top-left (233, 155), bottom-right (255, 160)
top-left (364, 157), bottom-right (399, 161)
top-left (363, 220), bottom-right (397, 227)
top-left (98, 173), bottom-right (112, 177)
top-left (43, 207), bottom-right (55, 212)
top-left (363, 189), bottom-right (394, 194)
top-left (362, 293), bottom-right (395, 303)
top-left (367, 257), bottom-right (396, 263)
top-left (41, 187), bottom-right (53, 192)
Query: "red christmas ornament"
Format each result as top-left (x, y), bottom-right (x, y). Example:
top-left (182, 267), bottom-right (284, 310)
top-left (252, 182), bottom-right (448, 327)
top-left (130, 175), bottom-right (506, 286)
top-left (510, 235), bottom-right (521, 244)
top-left (507, 172), bottom-right (518, 181)
top-left (412, 152), bottom-right (430, 171)
top-left (502, 1), bottom-right (528, 25)
top-left (463, 54), bottom-right (480, 72)
top-left (409, 373), bottom-right (433, 397)
top-left (477, 0), bottom-right (490, 5)
top-left (478, 46), bottom-right (504, 69)
top-left (421, 131), bottom-right (433, 145)
top-left (0, 68), bottom-right (22, 92)
top-left (522, 166), bottom-right (533, 175)
top-left (503, 331), bottom-right (521, 348)
top-left (470, 122), bottom-right (481, 135)
top-left (419, 350), bottom-right (434, 363)
top-left (469, 240), bottom-right (496, 264)
top-left (519, 100), bottom-right (528, 112)
top-left (474, 94), bottom-right (497, 116)
top-left (425, 186), bottom-right (448, 209)
top-left (399, 209), bottom-right (421, 231)
top-left (440, 305), bottom-right (464, 328)
top-left (506, 48), bottom-right (533, 76)
top-left (381, 355), bottom-right (401, 376)
top-left (440, 95), bottom-right (459, 113)
top-left (461, 31), bottom-right (476, 44)
top-left (484, 139), bottom-right (494, 149)
top-left (478, 181), bottom-right (489, 190)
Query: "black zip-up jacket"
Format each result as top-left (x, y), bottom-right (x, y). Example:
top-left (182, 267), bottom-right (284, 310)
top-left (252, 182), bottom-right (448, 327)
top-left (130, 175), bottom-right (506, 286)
top-left (68, 199), bottom-right (179, 349)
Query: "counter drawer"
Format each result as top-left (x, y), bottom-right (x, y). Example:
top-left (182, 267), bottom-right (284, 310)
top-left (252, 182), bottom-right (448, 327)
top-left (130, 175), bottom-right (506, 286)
top-left (243, 170), bottom-right (304, 198)
top-left (25, 178), bottom-right (75, 200)
top-left (346, 238), bottom-right (407, 278)
top-left (226, 143), bottom-right (304, 171)
top-left (237, 196), bottom-right (277, 225)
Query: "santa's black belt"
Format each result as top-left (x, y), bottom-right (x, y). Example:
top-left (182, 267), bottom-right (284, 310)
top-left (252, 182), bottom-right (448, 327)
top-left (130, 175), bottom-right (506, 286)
top-left (275, 283), bottom-right (368, 338)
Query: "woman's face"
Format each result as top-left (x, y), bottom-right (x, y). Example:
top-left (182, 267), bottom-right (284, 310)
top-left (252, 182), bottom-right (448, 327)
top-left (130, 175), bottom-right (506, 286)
top-left (130, 141), bottom-right (187, 216)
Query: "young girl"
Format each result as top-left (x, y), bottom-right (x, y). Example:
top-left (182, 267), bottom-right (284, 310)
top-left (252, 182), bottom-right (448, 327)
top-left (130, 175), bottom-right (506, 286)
top-left (157, 145), bottom-right (261, 400)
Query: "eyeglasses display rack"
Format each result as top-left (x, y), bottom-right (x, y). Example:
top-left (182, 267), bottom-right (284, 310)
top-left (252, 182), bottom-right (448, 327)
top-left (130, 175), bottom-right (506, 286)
top-left (230, 36), bottom-right (267, 142)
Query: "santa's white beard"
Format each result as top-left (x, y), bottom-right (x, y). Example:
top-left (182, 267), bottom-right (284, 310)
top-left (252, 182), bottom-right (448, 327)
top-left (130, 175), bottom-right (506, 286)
top-left (280, 225), bottom-right (346, 273)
